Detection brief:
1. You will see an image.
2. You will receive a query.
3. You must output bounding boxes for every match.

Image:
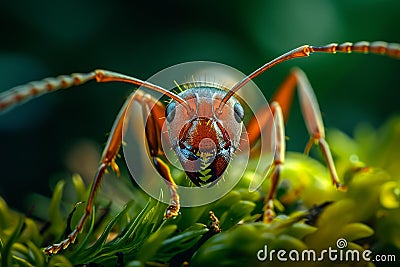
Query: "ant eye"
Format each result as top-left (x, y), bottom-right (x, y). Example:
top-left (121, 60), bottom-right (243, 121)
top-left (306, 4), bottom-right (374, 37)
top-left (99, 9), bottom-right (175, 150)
top-left (166, 101), bottom-right (176, 122)
top-left (233, 102), bottom-right (244, 123)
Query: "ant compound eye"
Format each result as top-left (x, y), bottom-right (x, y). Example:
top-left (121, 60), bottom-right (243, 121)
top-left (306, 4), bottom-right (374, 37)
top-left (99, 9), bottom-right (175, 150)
top-left (233, 102), bottom-right (244, 123)
top-left (166, 101), bottom-right (176, 122)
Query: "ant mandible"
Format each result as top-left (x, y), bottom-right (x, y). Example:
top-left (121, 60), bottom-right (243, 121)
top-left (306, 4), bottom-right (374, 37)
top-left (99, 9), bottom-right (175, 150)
top-left (1, 41), bottom-right (399, 255)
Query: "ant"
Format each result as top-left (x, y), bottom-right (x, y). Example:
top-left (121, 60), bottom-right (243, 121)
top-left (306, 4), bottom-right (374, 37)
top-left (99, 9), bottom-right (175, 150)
top-left (1, 41), bottom-right (399, 255)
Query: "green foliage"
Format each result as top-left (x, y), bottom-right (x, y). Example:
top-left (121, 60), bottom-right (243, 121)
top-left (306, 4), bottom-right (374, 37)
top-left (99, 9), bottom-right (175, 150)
top-left (1, 117), bottom-right (400, 266)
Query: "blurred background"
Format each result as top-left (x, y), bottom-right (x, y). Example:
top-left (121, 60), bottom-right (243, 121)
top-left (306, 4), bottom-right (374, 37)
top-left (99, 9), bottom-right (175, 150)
top-left (0, 0), bottom-right (399, 211)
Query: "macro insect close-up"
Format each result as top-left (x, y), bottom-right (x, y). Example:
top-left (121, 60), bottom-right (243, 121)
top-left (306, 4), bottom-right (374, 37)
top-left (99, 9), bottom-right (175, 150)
top-left (1, 41), bottom-right (400, 266)
top-left (1, 1), bottom-right (400, 267)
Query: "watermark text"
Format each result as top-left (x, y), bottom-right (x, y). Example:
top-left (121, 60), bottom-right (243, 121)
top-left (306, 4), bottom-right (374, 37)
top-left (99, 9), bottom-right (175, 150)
top-left (257, 238), bottom-right (396, 263)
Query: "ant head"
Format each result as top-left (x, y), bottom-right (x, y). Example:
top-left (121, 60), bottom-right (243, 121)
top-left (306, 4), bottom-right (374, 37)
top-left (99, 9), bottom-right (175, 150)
top-left (165, 86), bottom-right (244, 186)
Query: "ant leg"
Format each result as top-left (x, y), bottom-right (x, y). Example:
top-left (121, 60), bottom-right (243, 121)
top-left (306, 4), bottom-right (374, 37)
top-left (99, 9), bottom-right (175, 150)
top-left (139, 94), bottom-right (180, 219)
top-left (44, 90), bottom-right (176, 255)
top-left (246, 69), bottom-right (347, 222)
top-left (263, 102), bottom-right (285, 223)
top-left (44, 93), bottom-right (131, 255)
top-left (272, 68), bottom-right (346, 190)
top-left (153, 157), bottom-right (180, 218)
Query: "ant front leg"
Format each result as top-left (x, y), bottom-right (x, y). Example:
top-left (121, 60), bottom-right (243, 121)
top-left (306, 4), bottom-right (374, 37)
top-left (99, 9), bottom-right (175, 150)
top-left (44, 92), bottom-right (130, 255)
top-left (244, 101), bottom-right (286, 222)
top-left (138, 94), bottom-right (180, 219)
top-left (263, 102), bottom-right (285, 223)
top-left (44, 90), bottom-right (179, 255)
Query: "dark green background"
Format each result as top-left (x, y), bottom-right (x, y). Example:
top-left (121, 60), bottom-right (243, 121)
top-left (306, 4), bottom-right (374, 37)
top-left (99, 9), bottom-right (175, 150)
top-left (0, 0), bottom-right (399, 210)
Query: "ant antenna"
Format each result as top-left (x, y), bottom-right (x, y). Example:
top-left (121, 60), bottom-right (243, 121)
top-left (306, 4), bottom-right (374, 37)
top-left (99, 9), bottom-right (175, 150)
top-left (218, 41), bottom-right (400, 112)
top-left (0, 69), bottom-right (192, 113)
top-left (95, 70), bottom-right (192, 113)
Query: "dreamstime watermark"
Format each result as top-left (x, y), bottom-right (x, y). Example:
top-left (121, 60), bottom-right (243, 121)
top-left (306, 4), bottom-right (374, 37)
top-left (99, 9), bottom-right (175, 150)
top-left (257, 238), bottom-right (397, 263)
